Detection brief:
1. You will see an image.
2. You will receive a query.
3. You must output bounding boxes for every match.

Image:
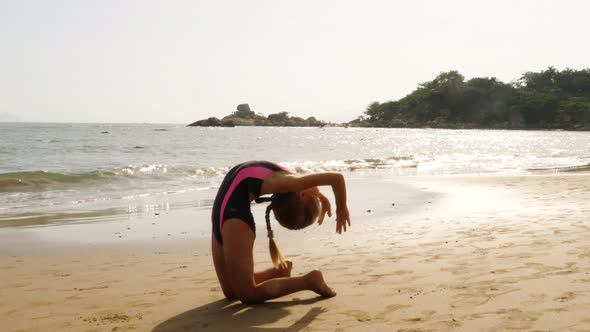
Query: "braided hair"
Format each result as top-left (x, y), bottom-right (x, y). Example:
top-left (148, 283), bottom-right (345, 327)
top-left (256, 193), bottom-right (320, 269)
top-left (255, 195), bottom-right (287, 269)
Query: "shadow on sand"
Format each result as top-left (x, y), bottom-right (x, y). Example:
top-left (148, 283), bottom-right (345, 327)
top-left (151, 297), bottom-right (329, 332)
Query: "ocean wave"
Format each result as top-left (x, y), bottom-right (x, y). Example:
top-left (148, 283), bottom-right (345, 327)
top-left (280, 157), bottom-right (419, 174)
top-left (528, 163), bottom-right (590, 173)
top-left (3, 157), bottom-right (588, 194)
top-left (0, 158), bottom-right (416, 193)
top-left (0, 166), bottom-right (183, 192)
top-left (0, 170), bottom-right (119, 192)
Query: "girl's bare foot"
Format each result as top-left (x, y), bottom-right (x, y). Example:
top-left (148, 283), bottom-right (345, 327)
top-left (277, 260), bottom-right (293, 278)
top-left (306, 269), bottom-right (337, 297)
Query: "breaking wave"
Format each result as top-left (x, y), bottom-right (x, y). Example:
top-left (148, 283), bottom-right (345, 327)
top-left (0, 158), bottom-right (420, 193)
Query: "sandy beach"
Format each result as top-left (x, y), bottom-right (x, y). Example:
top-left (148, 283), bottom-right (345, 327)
top-left (2, 174), bottom-right (590, 331)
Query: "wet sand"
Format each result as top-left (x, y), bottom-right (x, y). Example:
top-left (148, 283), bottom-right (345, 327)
top-left (1, 174), bottom-right (590, 331)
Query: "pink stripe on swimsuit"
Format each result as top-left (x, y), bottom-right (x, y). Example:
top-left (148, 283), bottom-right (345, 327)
top-left (211, 161), bottom-right (288, 244)
top-left (219, 166), bottom-right (274, 230)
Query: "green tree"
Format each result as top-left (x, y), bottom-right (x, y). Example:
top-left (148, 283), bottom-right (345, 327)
top-left (356, 67), bottom-right (590, 129)
top-left (512, 90), bottom-right (560, 125)
top-left (517, 67), bottom-right (559, 92)
top-left (558, 96), bottom-right (590, 123)
top-left (364, 101), bottom-right (382, 121)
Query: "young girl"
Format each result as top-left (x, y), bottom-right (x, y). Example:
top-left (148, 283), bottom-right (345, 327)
top-left (211, 161), bottom-right (350, 304)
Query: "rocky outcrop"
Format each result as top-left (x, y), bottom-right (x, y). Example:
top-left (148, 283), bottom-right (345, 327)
top-left (187, 117), bottom-right (235, 127)
top-left (304, 116), bottom-right (321, 126)
top-left (188, 104), bottom-right (326, 127)
top-left (235, 104), bottom-right (256, 118)
top-left (188, 117), bottom-right (222, 127)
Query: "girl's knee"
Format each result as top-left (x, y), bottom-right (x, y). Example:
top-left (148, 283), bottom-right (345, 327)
top-left (222, 288), bottom-right (236, 300)
top-left (238, 294), bottom-right (262, 305)
top-left (234, 287), bottom-right (262, 304)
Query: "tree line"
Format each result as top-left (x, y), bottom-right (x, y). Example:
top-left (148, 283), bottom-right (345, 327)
top-left (353, 67), bottom-right (590, 130)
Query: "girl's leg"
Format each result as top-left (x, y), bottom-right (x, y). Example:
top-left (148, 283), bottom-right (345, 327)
top-left (212, 234), bottom-right (293, 297)
top-left (254, 260), bottom-right (293, 284)
top-left (211, 234), bottom-right (236, 299)
top-left (222, 219), bottom-right (336, 304)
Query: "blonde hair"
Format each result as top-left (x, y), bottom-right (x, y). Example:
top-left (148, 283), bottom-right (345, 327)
top-left (264, 193), bottom-right (320, 269)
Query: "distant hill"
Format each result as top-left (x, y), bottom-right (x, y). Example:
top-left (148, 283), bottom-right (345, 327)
top-left (350, 67), bottom-right (590, 131)
top-left (189, 68), bottom-right (590, 131)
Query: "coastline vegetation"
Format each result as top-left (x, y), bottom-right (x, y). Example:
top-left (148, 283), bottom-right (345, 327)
top-left (189, 67), bottom-right (590, 130)
top-left (352, 67), bottom-right (590, 130)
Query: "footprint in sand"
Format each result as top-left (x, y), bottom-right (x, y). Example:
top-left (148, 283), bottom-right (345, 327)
top-left (574, 250), bottom-right (590, 259)
top-left (356, 270), bottom-right (413, 285)
top-left (73, 285), bottom-right (109, 292)
top-left (365, 258), bottom-right (381, 264)
top-left (340, 310), bottom-right (372, 322)
top-left (403, 310), bottom-right (437, 323)
top-left (7, 282), bottom-right (32, 288)
top-left (492, 308), bottom-right (540, 330)
top-left (469, 309), bottom-right (532, 328)
top-left (554, 292), bottom-right (576, 302)
top-left (373, 304), bottom-right (411, 320)
top-left (450, 283), bottom-right (518, 308)
top-left (54, 272), bottom-right (72, 277)
top-left (128, 301), bottom-right (155, 309)
top-left (522, 293), bottom-right (545, 306)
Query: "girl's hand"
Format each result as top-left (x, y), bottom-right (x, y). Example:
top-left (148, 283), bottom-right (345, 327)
top-left (335, 207), bottom-right (350, 234)
top-left (317, 193), bottom-right (332, 225)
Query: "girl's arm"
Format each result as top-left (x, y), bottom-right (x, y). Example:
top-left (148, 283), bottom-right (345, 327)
top-left (262, 172), bottom-right (351, 233)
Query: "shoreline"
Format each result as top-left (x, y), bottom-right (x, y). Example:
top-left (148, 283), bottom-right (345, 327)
top-left (3, 121), bottom-right (590, 131)
top-left (0, 173), bottom-right (433, 252)
top-left (2, 174), bottom-right (590, 331)
top-left (188, 122), bottom-right (590, 132)
top-left (345, 123), bottom-right (590, 131)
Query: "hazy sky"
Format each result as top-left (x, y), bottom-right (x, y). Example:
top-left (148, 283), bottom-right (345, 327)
top-left (1, 0), bottom-right (589, 123)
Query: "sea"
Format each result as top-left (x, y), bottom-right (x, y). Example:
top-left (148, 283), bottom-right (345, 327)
top-left (1, 122), bottom-right (589, 228)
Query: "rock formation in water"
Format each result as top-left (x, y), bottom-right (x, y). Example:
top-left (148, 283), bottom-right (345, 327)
top-left (188, 104), bottom-right (326, 127)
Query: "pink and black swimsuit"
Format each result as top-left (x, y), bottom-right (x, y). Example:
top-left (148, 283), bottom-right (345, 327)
top-left (212, 161), bottom-right (288, 245)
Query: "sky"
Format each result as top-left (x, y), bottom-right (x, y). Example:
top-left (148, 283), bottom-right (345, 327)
top-left (1, 0), bottom-right (589, 124)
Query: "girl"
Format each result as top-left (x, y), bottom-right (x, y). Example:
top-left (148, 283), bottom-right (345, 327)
top-left (211, 161), bottom-right (350, 304)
